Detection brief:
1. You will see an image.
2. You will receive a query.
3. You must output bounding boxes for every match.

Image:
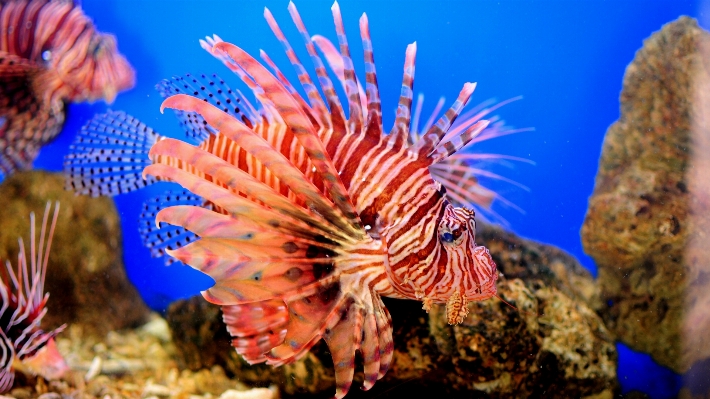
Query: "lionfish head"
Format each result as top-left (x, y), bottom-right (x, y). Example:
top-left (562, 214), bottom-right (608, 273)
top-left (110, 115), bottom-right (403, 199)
top-left (436, 205), bottom-right (498, 323)
top-left (54, 31), bottom-right (135, 104)
top-left (378, 78), bottom-right (502, 325)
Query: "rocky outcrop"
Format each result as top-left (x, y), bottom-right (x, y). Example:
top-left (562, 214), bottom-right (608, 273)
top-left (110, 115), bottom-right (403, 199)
top-left (167, 226), bottom-right (617, 398)
top-left (581, 16), bottom-right (710, 374)
top-left (0, 170), bottom-right (151, 338)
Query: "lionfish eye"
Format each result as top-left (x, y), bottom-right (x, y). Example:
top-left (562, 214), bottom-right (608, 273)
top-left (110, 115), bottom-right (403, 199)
top-left (440, 232), bottom-right (455, 243)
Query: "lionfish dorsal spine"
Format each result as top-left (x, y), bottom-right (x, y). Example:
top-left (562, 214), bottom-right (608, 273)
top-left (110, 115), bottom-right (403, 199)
top-left (286, 2), bottom-right (343, 114)
top-left (210, 41), bottom-right (364, 234)
top-left (417, 82), bottom-right (477, 157)
top-left (263, 7), bottom-right (331, 128)
top-left (390, 42), bottom-right (417, 150)
top-left (330, 1), bottom-right (364, 136)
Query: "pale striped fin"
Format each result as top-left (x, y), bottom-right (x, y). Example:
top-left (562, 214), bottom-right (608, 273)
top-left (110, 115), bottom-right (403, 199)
top-left (63, 111), bottom-right (159, 197)
top-left (223, 301), bottom-right (288, 364)
top-left (358, 13), bottom-right (383, 140)
top-left (390, 42), bottom-right (417, 149)
top-left (260, 49), bottom-right (323, 129)
top-left (322, 297), bottom-right (363, 397)
top-left (417, 82), bottom-right (477, 157)
top-left (286, 2), bottom-right (347, 132)
top-left (311, 35), bottom-right (368, 122)
top-left (330, 1), bottom-right (363, 135)
top-left (138, 189), bottom-right (202, 265)
top-left (149, 137), bottom-right (348, 241)
top-left (430, 120), bottom-right (489, 163)
top-left (263, 7), bottom-right (330, 124)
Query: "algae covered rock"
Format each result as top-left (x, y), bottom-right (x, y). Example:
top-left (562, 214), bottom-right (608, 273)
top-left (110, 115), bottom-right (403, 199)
top-left (0, 170), bottom-right (150, 337)
top-left (581, 16), bottom-right (710, 373)
top-left (167, 227), bottom-right (617, 398)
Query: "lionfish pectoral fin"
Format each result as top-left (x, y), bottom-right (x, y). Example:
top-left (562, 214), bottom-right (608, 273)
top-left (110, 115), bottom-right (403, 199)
top-left (159, 94), bottom-right (364, 239)
top-left (168, 235), bottom-right (336, 305)
top-left (222, 300), bottom-right (289, 364)
top-left (322, 290), bottom-right (392, 396)
top-left (266, 284), bottom-right (348, 367)
top-left (63, 111), bottom-right (159, 196)
top-left (323, 299), bottom-right (364, 398)
top-left (209, 42), bottom-right (364, 235)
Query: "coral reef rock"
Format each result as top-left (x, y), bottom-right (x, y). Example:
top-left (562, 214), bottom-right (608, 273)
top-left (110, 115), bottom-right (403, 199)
top-left (167, 225), bottom-right (617, 398)
top-left (581, 16), bottom-right (710, 374)
top-left (0, 170), bottom-right (150, 338)
top-left (9, 314), bottom-right (276, 399)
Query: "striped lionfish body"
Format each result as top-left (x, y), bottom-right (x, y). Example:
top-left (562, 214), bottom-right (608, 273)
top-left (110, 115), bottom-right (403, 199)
top-left (0, 202), bottom-right (67, 393)
top-left (0, 0), bottom-right (134, 179)
top-left (63, 2), bottom-right (514, 397)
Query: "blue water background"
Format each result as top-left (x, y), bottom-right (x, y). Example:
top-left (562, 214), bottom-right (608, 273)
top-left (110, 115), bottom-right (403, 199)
top-left (32, 0), bottom-right (706, 397)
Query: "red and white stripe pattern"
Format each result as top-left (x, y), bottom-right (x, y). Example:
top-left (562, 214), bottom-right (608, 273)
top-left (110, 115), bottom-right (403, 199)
top-left (142, 2), bottom-right (500, 397)
top-left (0, 0), bottom-right (134, 179)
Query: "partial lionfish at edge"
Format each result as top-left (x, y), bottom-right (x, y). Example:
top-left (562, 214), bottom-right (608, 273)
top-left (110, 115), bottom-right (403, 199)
top-left (0, 201), bottom-right (67, 393)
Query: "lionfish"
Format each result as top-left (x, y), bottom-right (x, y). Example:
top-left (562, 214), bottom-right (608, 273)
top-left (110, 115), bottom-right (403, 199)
top-left (0, 0), bottom-right (135, 179)
top-left (0, 201), bottom-right (67, 393)
top-left (62, 2), bottom-right (528, 397)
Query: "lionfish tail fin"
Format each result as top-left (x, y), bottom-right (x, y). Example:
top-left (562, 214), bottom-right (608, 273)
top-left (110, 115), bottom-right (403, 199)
top-left (63, 111), bottom-right (159, 197)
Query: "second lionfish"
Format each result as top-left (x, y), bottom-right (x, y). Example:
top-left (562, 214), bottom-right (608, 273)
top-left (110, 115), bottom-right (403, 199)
top-left (0, 0), bottom-right (135, 179)
top-left (64, 2), bottom-right (518, 397)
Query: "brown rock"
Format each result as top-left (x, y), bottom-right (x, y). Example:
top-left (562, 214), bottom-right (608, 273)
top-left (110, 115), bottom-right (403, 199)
top-left (167, 228), bottom-right (616, 398)
top-left (0, 170), bottom-right (150, 337)
top-left (477, 222), bottom-right (602, 311)
top-left (581, 16), bottom-right (710, 373)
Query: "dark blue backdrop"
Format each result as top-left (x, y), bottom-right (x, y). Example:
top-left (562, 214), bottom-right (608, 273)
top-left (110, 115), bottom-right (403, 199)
top-left (32, 1), bottom-right (704, 397)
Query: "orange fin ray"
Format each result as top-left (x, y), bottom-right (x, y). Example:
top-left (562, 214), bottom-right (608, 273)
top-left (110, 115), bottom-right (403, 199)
top-left (159, 94), bottom-right (362, 240)
top-left (329, 2), bottom-right (364, 135)
top-left (148, 138), bottom-right (347, 240)
top-left (209, 42), bottom-right (364, 235)
top-left (223, 300), bottom-right (289, 364)
top-left (311, 34), bottom-right (368, 122)
top-left (323, 300), bottom-right (364, 398)
top-left (266, 285), bottom-right (348, 367)
top-left (169, 238), bottom-right (336, 304)
top-left (143, 164), bottom-right (343, 243)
